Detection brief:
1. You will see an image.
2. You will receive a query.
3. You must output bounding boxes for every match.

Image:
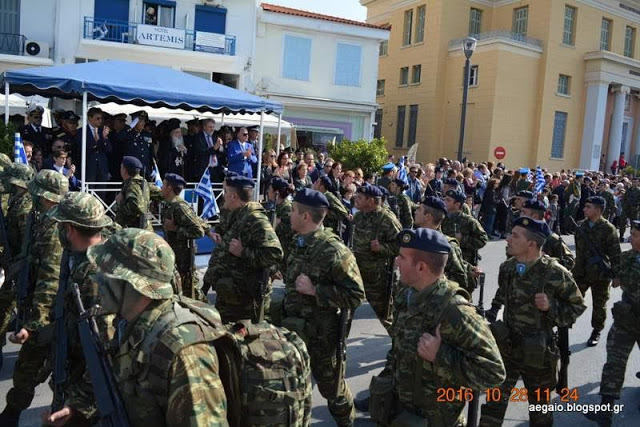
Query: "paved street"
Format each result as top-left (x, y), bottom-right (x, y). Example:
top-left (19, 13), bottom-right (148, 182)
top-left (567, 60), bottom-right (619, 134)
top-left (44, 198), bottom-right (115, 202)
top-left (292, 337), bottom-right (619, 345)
top-left (1, 235), bottom-right (639, 426)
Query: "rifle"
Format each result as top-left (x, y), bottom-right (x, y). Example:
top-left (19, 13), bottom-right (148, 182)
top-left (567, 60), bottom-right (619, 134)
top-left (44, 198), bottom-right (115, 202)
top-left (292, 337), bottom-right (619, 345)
top-left (139, 179), bottom-right (150, 229)
top-left (467, 272), bottom-right (485, 427)
top-left (187, 238), bottom-right (196, 299)
top-left (334, 308), bottom-right (353, 396)
top-left (15, 210), bottom-right (37, 334)
top-left (252, 267), bottom-right (270, 324)
top-left (51, 249), bottom-right (71, 412)
top-left (71, 283), bottom-right (130, 427)
top-left (569, 216), bottom-right (615, 279)
top-left (383, 260), bottom-right (394, 321)
top-left (556, 326), bottom-right (570, 393)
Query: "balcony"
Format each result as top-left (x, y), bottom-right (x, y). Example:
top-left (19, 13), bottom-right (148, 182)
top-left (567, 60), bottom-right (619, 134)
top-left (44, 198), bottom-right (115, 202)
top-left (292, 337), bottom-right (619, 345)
top-left (83, 17), bottom-right (236, 56)
top-left (0, 33), bottom-right (26, 56)
top-left (449, 31), bottom-right (543, 51)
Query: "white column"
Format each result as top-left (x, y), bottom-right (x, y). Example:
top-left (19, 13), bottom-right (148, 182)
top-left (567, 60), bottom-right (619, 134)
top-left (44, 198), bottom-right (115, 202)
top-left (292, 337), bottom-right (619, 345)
top-left (635, 119), bottom-right (640, 162)
top-left (579, 82), bottom-right (609, 171)
top-left (606, 85), bottom-right (630, 169)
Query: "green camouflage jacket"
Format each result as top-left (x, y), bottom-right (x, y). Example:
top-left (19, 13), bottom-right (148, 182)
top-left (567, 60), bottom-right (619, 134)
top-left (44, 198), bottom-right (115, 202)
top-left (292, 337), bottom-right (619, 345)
top-left (162, 196), bottom-right (207, 247)
top-left (352, 207), bottom-right (402, 264)
top-left (598, 190), bottom-right (616, 219)
top-left (614, 249), bottom-right (640, 314)
top-left (390, 193), bottom-right (414, 229)
top-left (115, 176), bottom-right (150, 229)
top-left (284, 226), bottom-right (364, 318)
top-left (441, 211), bottom-right (488, 265)
top-left (6, 190), bottom-right (32, 265)
top-left (275, 199), bottom-right (294, 271)
top-left (573, 217), bottom-right (620, 281)
top-left (323, 190), bottom-right (349, 235)
top-left (390, 278), bottom-right (505, 424)
top-left (444, 235), bottom-right (475, 294)
top-left (623, 186), bottom-right (640, 211)
top-left (542, 233), bottom-right (575, 271)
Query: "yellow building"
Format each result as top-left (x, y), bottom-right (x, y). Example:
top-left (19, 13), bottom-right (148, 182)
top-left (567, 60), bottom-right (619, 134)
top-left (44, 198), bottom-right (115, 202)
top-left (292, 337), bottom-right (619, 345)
top-left (362, 0), bottom-right (640, 171)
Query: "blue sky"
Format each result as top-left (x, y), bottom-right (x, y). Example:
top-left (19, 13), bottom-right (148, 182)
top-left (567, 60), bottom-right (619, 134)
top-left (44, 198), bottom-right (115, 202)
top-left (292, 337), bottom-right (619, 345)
top-left (267, 0), bottom-right (368, 21)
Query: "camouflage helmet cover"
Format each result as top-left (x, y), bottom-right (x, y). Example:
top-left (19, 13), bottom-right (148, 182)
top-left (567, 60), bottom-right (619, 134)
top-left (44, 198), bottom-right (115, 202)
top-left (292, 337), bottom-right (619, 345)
top-left (28, 169), bottom-right (69, 202)
top-left (87, 228), bottom-right (175, 300)
top-left (3, 163), bottom-right (35, 189)
top-left (50, 192), bottom-right (113, 229)
top-left (0, 153), bottom-right (11, 170)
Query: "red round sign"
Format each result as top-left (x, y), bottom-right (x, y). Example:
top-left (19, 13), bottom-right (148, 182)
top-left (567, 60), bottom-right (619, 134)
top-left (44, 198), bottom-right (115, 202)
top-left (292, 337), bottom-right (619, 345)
top-left (494, 146), bottom-right (506, 160)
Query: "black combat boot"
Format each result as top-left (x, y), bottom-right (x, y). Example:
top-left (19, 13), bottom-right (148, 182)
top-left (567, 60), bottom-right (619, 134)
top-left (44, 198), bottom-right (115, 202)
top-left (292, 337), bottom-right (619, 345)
top-left (584, 395), bottom-right (614, 427)
top-left (587, 329), bottom-right (600, 347)
top-left (354, 396), bottom-right (370, 412)
top-left (0, 406), bottom-right (21, 427)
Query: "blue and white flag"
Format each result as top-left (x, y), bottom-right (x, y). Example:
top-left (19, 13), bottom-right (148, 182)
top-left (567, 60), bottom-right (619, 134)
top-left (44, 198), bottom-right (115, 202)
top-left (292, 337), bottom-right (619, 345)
top-left (151, 161), bottom-right (163, 188)
top-left (397, 156), bottom-right (408, 184)
top-left (195, 168), bottom-right (219, 219)
top-left (14, 133), bottom-right (27, 164)
top-left (535, 167), bottom-right (546, 194)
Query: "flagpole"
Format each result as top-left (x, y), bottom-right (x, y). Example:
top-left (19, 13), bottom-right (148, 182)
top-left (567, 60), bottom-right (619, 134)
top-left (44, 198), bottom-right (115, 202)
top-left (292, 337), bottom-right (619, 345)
top-left (4, 80), bottom-right (9, 125)
top-left (81, 90), bottom-right (87, 192)
top-left (276, 113), bottom-right (282, 155)
top-left (255, 110), bottom-right (265, 202)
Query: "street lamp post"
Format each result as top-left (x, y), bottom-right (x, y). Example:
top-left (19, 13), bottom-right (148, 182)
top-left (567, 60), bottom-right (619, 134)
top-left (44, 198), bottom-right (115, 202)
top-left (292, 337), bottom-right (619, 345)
top-left (457, 37), bottom-right (477, 162)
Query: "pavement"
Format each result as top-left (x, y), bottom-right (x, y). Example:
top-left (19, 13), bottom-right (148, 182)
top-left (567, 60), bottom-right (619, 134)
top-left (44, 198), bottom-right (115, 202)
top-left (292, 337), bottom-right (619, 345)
top-left (1, 234), bottom-right (640, 426)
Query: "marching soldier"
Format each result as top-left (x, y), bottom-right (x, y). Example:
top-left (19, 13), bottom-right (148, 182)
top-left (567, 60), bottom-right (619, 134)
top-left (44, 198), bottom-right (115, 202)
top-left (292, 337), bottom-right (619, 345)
top-left (114, 156), bottom-right (152, 231)
top-left (283, 188), bottom-right (365, 427)
top-left (563, 172), bottom-right (582, 232)
top-left (572, 196), bottom-right (621, 347)
top-left (619, 177), bottom-right (640, 241)
top-left (266, 177), bottom-right (295, 274)
top-left (522, 199), bottom-right (575, 270)
top-left (352, 183), bottom-right (401, 333)
top-left (441, 189), bottom-right (488, 265)
top-left (481, 217), bottom-right (585, 426)
top-left (202, 175), bottom-right (283, 323)
top-left (388, 178), bottom-right (414, 229)
top-left (0, 170), bottom-right (68, 426)
top-left (314, 175), bottom-right (349, 237)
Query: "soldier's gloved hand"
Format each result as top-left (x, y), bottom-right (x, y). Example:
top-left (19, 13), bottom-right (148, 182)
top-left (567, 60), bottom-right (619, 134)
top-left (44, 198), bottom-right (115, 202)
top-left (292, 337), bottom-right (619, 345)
top-left (485, 304), bottom-right (501, 323)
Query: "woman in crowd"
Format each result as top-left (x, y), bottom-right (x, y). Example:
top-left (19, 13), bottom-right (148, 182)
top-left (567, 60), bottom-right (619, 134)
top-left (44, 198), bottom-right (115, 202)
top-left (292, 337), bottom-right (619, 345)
top-left (293, 162), bottom-right (312, 191)
top-left (260, 149), bottom-right (278, 196)
top-left (328, 161), bottom-right (343, 195)
top-left (273, 151), bottom-right (292, 181)
top-left (353, 168), bottom-right (364, 186)
top-left (31, 147), bottom-right (44, 172)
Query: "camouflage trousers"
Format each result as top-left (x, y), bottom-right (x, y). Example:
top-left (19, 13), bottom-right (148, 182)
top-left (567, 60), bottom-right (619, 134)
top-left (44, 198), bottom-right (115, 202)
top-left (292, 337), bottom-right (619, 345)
top-left (356, 259), bottom-right (393, 333)
top-left (0, 279), bottom-right (15, 347)
top-left (618, 208), bottom-right (639, 238)
top-left (480, 353), bottom-right (556, 426)
top-left (578, 279), bottom-right (610, 332)
top-left (5, 338), bottom-right (51, 412)
top-left (213, 277), bottom-right (272, 324)
top-left (174, 248), bottom-right (199, 300)
top-left (599, 322), bottom-right (640, 399)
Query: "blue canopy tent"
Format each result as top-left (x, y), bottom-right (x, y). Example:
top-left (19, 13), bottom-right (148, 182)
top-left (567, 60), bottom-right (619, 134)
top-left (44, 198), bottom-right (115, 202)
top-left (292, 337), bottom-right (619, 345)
top-left (1, 60), bottom-right (284, 195)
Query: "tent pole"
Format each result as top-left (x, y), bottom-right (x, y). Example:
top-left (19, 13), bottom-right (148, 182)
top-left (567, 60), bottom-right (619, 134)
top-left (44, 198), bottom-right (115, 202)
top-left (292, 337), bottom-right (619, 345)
top-left (81, 91), bottom-right (87, 192)
top-left (220, 112), bottom-right (225, 126)
top-left (255, 111), bottom-right (265, 202)
top-left (4, 81), bottom-right (9, 125)
top-left (276, 113), bottom-right (282, 156)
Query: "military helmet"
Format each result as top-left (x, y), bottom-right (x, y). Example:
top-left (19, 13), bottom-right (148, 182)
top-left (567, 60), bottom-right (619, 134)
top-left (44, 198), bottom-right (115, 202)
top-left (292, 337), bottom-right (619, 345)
top-left (87, 228), bottom-right (175, 300)
top-left (28, 169), bottom-right (69, 203)
top-left (50, 192), bottom-right (113, 229)
top-left (0, 153), bottom-right (11, 171)
top-left (4, 163), bottom-right (35, 189)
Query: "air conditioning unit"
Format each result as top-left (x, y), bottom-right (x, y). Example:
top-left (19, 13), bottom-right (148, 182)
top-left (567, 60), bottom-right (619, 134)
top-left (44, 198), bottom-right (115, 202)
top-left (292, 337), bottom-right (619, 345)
top-left (24, 40), bottom-right (50, 58)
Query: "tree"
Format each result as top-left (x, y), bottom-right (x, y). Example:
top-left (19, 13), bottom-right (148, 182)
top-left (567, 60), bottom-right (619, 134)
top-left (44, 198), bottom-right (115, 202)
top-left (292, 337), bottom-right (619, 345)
top-left (0, 121), bottom-right (16, 158)
top-left (328, 137), bottom-right (388, 175)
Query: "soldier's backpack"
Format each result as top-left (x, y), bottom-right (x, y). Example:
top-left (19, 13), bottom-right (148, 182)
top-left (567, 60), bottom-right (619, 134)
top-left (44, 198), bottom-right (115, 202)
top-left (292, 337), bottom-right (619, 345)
top-left (143, 296), bottom-right (312, 427)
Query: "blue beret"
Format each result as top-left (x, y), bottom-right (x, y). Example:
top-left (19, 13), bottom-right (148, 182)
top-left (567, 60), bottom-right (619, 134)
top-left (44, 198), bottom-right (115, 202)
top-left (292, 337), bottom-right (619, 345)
top-left (575, 171), bottom-right (584, 177)
top-left (444, 178), bottom-right (459, 186)
top-left (421, 196), bottom-right (447, 213)
top-left (382, 162), bottom-right (396, 172)
top-left (397, 228), bottom-right (451, 254)
top-left (317, 175), bottom-right (333, 191)
top-left (631, 220), bottom-right (640, 231)
top-left (523, 199), bottom-right (546, 212)
top-left (445, 189), bottom-right (466, 204)
top-left (512, 216), bottom-right (551, 238)
top-left (392, 178), bottom-right (407, 188)
top-left (293, 188), bottom-right (329, 208)
top-left (586, 196), bottom-right (606, 208)
top-left (164, 173), bottom-right (186, 187)
top-left (516, 190), bottom-right (535, 199)
top-left (269, 177), bottom-right (289, 191)
top-left (358, 183), bottom-right (382, 198)
top-left (519, 167), bottom-right (530, 174)
top-left (378, 186), bottom-right (390, 199)
top-left (122, 156), bottom-right (143, 170)
top-left (225, 175), bottom-right (254, 189)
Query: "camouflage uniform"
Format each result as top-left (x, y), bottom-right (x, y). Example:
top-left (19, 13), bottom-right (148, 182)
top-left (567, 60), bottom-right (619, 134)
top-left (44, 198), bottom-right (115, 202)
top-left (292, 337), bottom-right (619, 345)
top-left (599, 190), bottom-right (616, 222)
top-left (619, 184), bottom-right (640, 237)
top-left (352, 207), bottom-right (401, 332)
top-left (284, 226), bottom-right (365, 426)
top-left (572, 217), bottom-right (620, 333)
top-left (481, 256), bottom-right (586, 426)
top-left (542, 232), bottom-right (575, 270)
top-left (162, 195), bottom-right (208, 299)
top-left (389, 193), bottom-right (414, 229)
top-left (390, 277), bottom-right (505, 424)
top-left (563, 179), bottom-right (581, 232)
top-left (3, 170), bottom-right (68, 416)
top-left (203, 202), bottom-right (283, 323)
top-left (323, 190), bottom-right (349, 235)
top-left (275, 199), bottom-right (294, 274)
top-left (443, 234), bottom-right (476, 295)
top-left (441, 211), bottom-right (488, 265)
top-left (114, 175), bottom-right (152, 230)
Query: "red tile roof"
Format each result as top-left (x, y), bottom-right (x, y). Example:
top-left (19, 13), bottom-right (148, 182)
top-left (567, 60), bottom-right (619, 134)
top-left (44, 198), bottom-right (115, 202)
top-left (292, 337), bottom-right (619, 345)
top-left (261, 3), bottom-right (389, 30)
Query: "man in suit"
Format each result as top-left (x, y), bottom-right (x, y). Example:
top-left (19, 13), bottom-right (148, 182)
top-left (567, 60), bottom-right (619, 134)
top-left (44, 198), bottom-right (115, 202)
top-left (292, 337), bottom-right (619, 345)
top-left (19, 105), bottom-right (52, 155)
top-left (190, 118), bottom-right (224, 182)
top-left (226, 127), bottom-right (257, 178)
top-left (77, 107), bottom-right (111, 184)
top-left (248, 125), bottom-right (260, 178)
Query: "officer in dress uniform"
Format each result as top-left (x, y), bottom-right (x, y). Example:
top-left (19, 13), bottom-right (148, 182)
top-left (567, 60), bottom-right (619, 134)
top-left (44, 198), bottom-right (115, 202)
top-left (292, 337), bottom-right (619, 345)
top-left (124, 111), bottom-right (154, 180)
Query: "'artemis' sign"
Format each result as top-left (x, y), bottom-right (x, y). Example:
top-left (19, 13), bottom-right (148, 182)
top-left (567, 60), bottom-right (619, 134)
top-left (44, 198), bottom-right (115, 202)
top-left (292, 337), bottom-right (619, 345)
top-left (137, 24), bottom-right (185, 49)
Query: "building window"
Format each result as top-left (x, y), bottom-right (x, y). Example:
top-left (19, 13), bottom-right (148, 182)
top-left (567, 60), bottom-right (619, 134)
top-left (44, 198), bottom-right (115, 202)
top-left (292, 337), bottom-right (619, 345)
top-left (411, 65), bottom-right (421, 84)
top-left (379, 40), bottom-right (388, 56)
top-left (415, 6), bottom-right (426, 43)
top-left (513, 6), bottom-right (528, 39)
top-left (563, 5), bottom-right (576, 46)
top-left (464, 65), bottom-right (479, 86)
top-left (144, 2), bottom-right (175, 27)
top-left (469, 8), bottom-right (482, 36)
top-left (396, 106), bottom-right (406, 147)
top-left (283, 35), bottom-right (312, 81)
top-left (625, 26), bottom-right (635, 57)
top-left (408, 105), bottom-right (418, 146)
top-left (551, 111), bottom-right (568, 158)
top-left (376, 79), bottom-right (385, 96)
top-left (400, 67), bottom-right (409, 85)
top-left (557, 74), bottom-right (571, 95)
top-left (601, 18), bottom-right (612, 51)
top-left (335, 43), bottom-right (362, 86)
top-left (374, 108), bottom-right (383, 139)
top-left (403, 9), bottom-right (413, 46)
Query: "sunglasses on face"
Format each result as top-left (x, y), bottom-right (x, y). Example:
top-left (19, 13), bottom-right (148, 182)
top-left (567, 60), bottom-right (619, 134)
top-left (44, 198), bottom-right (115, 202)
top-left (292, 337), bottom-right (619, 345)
top-left (241, 133), bottom-right (248, 136)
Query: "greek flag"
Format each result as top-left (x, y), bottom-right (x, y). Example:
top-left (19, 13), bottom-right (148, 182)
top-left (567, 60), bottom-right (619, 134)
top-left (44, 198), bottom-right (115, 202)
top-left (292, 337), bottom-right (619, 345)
top-left (14, 133), bottom-right (27, 164)
top-left (151, 161), bottom-right (163, 188)
top-left (195, 168), bottom-right (219, 219)
top-left (397, 156), bottom-right (408, 184)
top-left (535, 167), bottom-right (546, 194)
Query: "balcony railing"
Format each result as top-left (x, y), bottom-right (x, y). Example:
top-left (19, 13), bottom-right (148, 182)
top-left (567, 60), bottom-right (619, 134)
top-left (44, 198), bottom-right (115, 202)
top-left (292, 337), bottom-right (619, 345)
top-left (449, 31), bottom-right (543, 50)
top-left (83, 17), bottom-right (236, 56)
top-left (0, 32), bottom-right (26, 56)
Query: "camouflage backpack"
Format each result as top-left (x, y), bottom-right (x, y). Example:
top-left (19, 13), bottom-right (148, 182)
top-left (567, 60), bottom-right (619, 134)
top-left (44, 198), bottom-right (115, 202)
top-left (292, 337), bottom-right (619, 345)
top-left (143, 295), bottom-right (312, 427)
